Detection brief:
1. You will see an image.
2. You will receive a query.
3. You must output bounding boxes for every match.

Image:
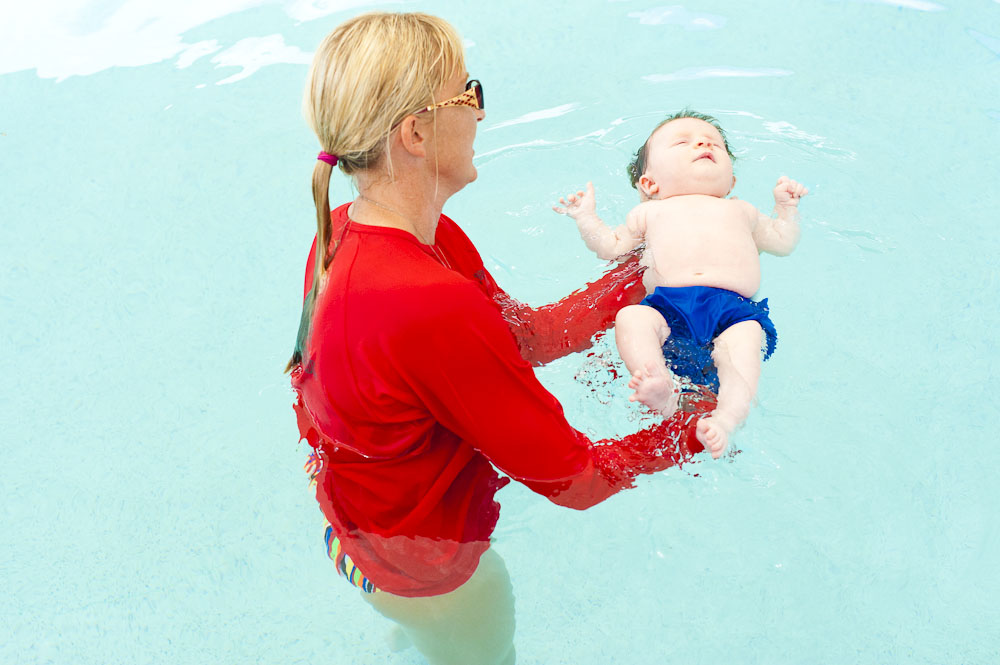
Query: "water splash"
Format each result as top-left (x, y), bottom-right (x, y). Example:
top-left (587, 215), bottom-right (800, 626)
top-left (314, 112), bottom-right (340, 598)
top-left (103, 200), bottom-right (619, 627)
top-left (574, 342), bottom-right (626, 406)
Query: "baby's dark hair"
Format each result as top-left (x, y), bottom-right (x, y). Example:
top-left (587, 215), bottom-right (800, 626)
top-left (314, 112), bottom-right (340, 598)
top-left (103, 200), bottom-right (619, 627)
top-left (627, 109), bottom-right (735, 189)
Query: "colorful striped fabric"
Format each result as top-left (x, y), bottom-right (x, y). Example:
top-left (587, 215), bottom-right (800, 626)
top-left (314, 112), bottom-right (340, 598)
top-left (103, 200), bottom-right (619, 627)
top-left (324, 525), bottom-right (378, 593)
top-left (307, 453), bottom-right (379, 593)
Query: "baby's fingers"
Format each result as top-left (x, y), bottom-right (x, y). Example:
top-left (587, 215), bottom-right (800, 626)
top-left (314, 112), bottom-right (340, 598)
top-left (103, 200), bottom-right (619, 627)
top-left (787, 182), bottom-right (808, 200)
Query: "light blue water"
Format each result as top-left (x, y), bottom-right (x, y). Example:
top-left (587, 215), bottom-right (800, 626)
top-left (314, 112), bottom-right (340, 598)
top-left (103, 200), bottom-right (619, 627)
top-left (2, 1), bottom-right (999, 663)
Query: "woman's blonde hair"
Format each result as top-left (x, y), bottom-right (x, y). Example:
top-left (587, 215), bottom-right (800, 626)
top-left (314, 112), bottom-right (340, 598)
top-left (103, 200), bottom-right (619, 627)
top-left (288, 12), bottom-right (465, 370)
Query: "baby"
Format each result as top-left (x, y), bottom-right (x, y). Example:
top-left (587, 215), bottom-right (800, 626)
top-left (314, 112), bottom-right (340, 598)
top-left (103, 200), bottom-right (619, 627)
top-left (554, 110), bottom-right (807, 458)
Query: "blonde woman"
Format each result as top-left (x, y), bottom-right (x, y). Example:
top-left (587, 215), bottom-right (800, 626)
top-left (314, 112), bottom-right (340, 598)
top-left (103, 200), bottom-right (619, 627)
top-left (288, 12), bottom-right (706, 665)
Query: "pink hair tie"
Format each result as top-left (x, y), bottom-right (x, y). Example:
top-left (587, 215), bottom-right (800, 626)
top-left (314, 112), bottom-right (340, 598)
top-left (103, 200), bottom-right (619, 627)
top-left (317, 151), bottom-right (338, 166)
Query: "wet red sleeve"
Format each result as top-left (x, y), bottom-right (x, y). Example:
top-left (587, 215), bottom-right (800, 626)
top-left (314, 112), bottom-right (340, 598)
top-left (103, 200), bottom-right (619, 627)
top-left (394, 280), bottom-right (706, 509)
top-left (491, 254), bottom-right (647, 366)
top-left (396, 282), bottom-right (592, 483)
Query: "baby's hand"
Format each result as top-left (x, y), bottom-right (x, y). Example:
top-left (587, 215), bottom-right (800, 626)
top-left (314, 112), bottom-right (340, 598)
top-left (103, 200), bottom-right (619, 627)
top-left (773, 176), bottom-right (808, 207)
top-left (553, 181), bottom-right (597, 220)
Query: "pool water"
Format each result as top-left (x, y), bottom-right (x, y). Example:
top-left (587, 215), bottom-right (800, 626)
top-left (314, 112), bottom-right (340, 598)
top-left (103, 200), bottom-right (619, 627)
top-left (3, 1), bottom-right (999, 663)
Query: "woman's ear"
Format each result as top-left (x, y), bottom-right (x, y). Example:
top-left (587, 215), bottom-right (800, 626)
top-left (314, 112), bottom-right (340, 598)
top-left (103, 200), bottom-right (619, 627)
top-left (638, 174), bottom-right (659, 200)
top-left (397, 115), bottom-right (428, 158)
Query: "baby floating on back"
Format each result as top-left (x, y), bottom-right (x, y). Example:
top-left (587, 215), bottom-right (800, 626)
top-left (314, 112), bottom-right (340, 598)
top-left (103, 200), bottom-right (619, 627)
top-left (554, 109), bottom-right (808, 458)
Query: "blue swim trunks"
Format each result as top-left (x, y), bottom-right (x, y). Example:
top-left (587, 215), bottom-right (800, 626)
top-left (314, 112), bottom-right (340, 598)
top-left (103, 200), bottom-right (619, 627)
top-left (640, 286), bottom-right (778, 391)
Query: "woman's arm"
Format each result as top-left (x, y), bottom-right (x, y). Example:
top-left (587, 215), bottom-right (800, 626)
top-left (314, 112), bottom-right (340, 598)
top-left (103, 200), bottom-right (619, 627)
top-left (399, 281), bottom-right (706, 509)
top-left (520, 405), bottom-right (708, 509)
top-left (492, 253), bottom-right (646, 366)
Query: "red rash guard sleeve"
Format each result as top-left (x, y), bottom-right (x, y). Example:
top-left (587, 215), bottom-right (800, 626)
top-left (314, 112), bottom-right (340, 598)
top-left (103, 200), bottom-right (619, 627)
top-left (491, 254), bottom-right (648, 366)
top-left (391, 278), bottom-right (705, 510)
top-left (392, 280), bottom-right (594, 484)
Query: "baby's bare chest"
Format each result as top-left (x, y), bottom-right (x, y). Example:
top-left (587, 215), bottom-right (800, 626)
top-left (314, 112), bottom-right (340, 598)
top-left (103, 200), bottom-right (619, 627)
top-left (642, 198), bottom-right (752, 244)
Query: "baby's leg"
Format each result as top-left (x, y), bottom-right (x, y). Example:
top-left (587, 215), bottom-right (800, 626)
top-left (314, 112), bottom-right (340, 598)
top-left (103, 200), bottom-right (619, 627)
top-left (361, 548), bottom-right (516, 665)
top-left (697, 320), bottom-right (764, 458)
top-left (615, 304), bottom-right (678, 415)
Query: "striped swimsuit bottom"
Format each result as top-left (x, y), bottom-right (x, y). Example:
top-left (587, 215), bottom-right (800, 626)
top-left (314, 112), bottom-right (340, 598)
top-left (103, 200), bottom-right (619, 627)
top-left (306, 452), bottom-right (379, 593)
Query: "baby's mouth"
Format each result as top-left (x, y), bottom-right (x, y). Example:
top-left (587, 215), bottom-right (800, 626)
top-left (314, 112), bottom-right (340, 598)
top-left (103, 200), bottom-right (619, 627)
top-left (696, 152), bottom-right (716, 162)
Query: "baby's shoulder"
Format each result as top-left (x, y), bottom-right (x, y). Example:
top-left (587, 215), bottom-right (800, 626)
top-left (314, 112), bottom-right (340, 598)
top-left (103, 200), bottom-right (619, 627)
top-left (626, 201), bottom-right (651, 224)
top-left (725, 196), bottom-right (757, 213)
top-left (630, 199), bottom-right (674, 217)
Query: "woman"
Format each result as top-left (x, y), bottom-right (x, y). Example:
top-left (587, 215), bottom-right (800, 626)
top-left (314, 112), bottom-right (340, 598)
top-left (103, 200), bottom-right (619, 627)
top-left (288, 12), bottom-right (707, 665)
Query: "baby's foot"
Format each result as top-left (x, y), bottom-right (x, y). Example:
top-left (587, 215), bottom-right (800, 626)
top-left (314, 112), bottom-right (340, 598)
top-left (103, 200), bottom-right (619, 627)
top-left (628, 365), bottom-right (679, 416)
top-left (696, 414), bottom-right (734, 459)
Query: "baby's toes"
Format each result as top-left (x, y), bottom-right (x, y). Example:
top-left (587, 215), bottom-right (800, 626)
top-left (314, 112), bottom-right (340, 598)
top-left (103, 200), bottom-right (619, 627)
top-left (627, 370), bottom-right (644, 389)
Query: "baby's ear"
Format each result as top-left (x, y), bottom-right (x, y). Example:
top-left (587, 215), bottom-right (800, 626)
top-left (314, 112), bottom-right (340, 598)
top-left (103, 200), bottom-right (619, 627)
top-left (638, 174), bottom-right (659, 199)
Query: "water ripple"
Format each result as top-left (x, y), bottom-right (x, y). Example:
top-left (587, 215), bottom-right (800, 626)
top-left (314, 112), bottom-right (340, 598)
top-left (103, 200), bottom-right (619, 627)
top-left (1, 0), bottom-right (261, 79)
top-left (865, 0), bottom-right (945, 10)
top-left (760, 121), bottom-right (858, 160)
top-left (486, 103), bottom-right (581, 131)
top-left (643, 67), bottom-right (793, 83)
top-left (814, 220), bottom-right (895, 253)
top-left (176, 40), bottom-right (223, 69)
top-left (474, 126), bottom-right (614, 165)
top-left (0, 0), bottom-right (384, 81)
top-left (627, 5), bottom-right (727, 30)
top-left (968, 29), bottom-right (1000, 58)
top-left (211, 34), bottom-right (311, 85)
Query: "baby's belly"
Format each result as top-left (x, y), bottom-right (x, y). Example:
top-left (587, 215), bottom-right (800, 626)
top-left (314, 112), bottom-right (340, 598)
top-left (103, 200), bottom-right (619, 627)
top-left (642, 264), bottom-right (760, 298)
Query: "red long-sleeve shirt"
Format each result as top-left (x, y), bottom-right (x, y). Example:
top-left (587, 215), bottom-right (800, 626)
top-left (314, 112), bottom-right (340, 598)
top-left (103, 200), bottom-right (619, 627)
top-left (291, 205), bottom-right (706, 596)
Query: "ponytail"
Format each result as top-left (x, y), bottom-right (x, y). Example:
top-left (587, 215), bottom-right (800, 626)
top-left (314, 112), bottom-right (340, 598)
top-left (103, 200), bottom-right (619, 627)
top-left (285, 159), bottom-right (335, 372)
top-left (286, 12), bottom-right (466, 372)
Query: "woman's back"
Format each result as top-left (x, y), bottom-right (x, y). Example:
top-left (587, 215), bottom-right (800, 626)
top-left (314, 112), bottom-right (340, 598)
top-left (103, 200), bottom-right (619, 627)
top-left (292, 204), bottom-right (590, 596)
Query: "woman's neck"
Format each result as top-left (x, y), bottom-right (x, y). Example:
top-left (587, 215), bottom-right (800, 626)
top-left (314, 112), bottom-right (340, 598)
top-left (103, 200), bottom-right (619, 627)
top-left (352, 180), bottom-right (443, 245)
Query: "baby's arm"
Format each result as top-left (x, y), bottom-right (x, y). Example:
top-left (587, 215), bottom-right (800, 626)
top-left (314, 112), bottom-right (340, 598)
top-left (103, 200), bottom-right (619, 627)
top-left (553, 182), bottom-right (643, 260)
top-left (751, 176), bottom-right (808, 256)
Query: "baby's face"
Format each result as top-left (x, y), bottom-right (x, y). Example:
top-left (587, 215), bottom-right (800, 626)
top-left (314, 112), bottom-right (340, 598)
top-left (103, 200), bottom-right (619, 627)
top-left (642, 118), bottom-right (734, 200)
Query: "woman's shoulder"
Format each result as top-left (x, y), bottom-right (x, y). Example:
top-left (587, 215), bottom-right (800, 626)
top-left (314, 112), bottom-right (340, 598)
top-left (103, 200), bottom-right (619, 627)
top-left (401, 270), bottom-right (499, 324)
